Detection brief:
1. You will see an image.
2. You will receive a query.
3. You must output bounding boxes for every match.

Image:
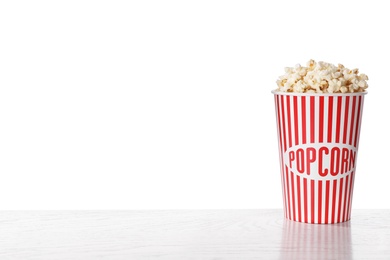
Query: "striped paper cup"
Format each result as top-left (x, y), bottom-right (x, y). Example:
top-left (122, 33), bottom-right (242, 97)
top-left (272, 91), bottom-right (367, 224)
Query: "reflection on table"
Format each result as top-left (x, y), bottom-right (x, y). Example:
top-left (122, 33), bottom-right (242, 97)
top-left (279, 219), bottom-right (352, 260)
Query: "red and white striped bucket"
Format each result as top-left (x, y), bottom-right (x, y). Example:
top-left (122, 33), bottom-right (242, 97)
top-left (273, 91), bottom-right (366, 224)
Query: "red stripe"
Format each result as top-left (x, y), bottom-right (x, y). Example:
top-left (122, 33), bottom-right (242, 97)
top-left (285, 166), bottom-right (291, 220)
top-left (293, 96), bottom-right (299, 145)
top-left (337, 178), bottom-right (344, 223)
top-left (332, 179), bottom-right (337, 223)
top-left (297, 175), bottom-right (301, 222)
top-left (318, 180), bottom-right (322, 223)
top-left (310, 96), bottom-right (315, 143)
top-left (301, 96), bottom-right (307, 144)
top-left (325, 180), bottom-right (330, 224)
top-left (349, 96), bottom-right (357, 145)
top-left (290, 171), bottom-right (296, 221)
top-left (311, 180), bottom-right (315, 223)
top-left (286, 96), bottom-right (292, 149)
top-left (354, 96), bottom-right (363, 147)
top-left (279, 95), bottom-right (291, 220)
top-left (286, 96), bottom-right (296, 221)
top-left (304, 178), bottom-right (308, 223)
top-left (319, 96), bottom-right (324, 143)
top-left (342, 96), bottom-right (350, 144)
top-left (327, 96), bottom-right (334, 143)
top-left (335, 97), bottom-right (342, 143)
top-left (280, 96), bottom-right (287, 152)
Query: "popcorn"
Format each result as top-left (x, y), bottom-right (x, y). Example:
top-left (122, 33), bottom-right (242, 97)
top-left (275, 59), bottom-right (369, 93)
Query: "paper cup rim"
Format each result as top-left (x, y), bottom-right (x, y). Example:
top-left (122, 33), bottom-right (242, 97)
top-left (271, 90), bottom-right (367, 96)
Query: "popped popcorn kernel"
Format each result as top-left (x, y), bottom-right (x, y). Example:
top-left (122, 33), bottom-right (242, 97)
top-left (275, 60), bottom-right (369, 93)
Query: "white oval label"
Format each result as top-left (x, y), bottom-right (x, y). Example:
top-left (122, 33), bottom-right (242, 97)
top-left (283, 143), bottom-right (357, 181)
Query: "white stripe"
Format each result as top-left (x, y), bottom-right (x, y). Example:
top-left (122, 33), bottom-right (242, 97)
top-left (306, 96), bottom-right (311, 144)
top-left (282, 95), bottom-right (293, 220)
top-left (297, 97), bottom-right (302, 146)
top-left (323, 96), bottom-right (329, 143)
top-left (290, 96), bottom-right (296, 146)
top-left (339, 96), bottom-right (346, 142)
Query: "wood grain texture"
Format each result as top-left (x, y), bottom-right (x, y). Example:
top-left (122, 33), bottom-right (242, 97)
top-left (0, 209), bottom-right (389, 259)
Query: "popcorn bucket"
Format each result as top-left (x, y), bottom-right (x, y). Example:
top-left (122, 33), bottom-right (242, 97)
top-left (272, 91), bottom-right (367, 224)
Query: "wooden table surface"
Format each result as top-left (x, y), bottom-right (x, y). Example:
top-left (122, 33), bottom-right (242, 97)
top-left (0, 209), bottom-right (389, 259)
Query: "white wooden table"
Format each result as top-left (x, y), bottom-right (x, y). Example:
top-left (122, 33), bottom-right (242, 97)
top-left (0, 210), bottom-right (389, 259)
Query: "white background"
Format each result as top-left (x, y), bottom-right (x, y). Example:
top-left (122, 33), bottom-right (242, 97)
top-left (0, 0), bottom-right (388, 209)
